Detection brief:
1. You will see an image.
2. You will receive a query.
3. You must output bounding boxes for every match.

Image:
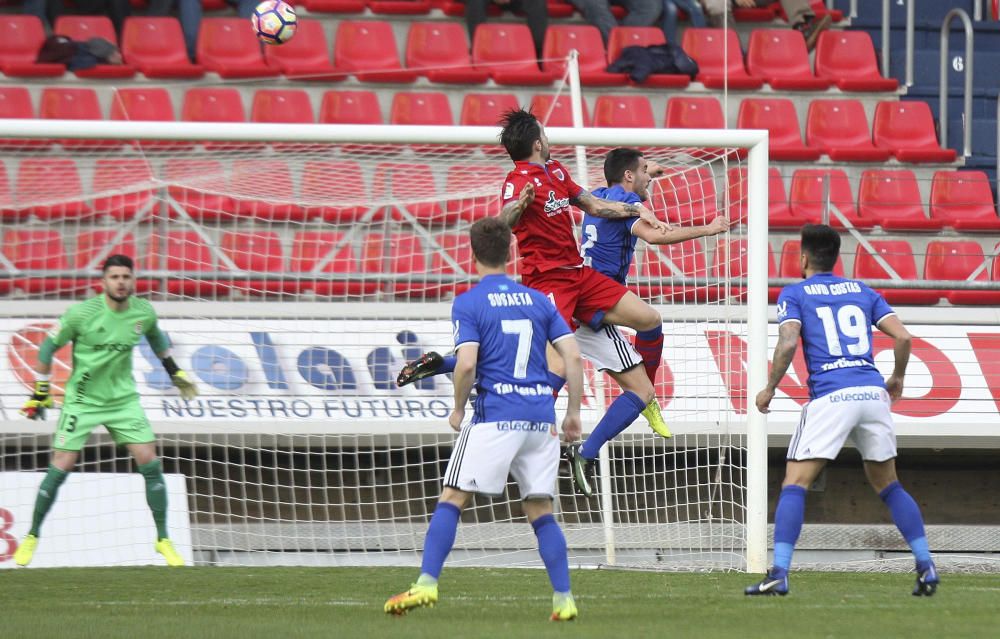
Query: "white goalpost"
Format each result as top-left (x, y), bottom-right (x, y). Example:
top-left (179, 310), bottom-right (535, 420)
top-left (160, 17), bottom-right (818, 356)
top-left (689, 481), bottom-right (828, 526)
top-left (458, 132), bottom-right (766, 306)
top-left (0, 116), bottom-right (769, 572)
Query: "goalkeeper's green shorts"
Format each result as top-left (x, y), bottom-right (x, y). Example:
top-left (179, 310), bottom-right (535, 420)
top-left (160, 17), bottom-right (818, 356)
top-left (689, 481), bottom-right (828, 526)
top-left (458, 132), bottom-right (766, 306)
top-left (53, 399), bottom-right (154, 451)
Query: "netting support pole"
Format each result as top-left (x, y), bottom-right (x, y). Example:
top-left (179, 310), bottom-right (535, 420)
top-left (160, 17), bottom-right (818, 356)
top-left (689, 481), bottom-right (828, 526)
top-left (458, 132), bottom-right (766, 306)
top-left (567, 50), bottom-right (589, 189)
top-left (745, 139), bottom-right (770, 574)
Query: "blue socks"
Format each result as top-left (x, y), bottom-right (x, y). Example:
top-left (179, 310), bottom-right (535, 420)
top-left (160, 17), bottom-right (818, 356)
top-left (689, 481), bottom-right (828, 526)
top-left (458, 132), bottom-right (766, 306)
top-left (772, 485), bottom-right (807, 574)
top-left (439, 355), bottom-right (456, 375)
top-left (532, 514), bottom-right (571, 593)
top-left (419, 502), bottom-right (461, 580)
top-left (879, 481), bottom-right (932, 569)
top-left (579, 391), bottom-right (647, 460)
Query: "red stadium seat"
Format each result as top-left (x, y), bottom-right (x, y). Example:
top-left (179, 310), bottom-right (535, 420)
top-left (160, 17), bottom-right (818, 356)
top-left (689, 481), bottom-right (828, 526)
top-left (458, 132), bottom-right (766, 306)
top-left (806, 99), bottom-right (891, 162)
top-left (110, 87), bottom-right (175, 121)
top-left (0, 161), bottom-right (23, 223)
top-left (15, 158), bottom-right (93, 220)
top-left (391, 90), bottom-right (454, 125)
top-left (732, 3), bottom-right (778, 21)
top-left (472, 24), bottom-right (557, 85)
top-left (334, 20), bottom-right (418, 82)
top-left (649, 166), bottom-right (718, 225)
top-left (2, 230), bottom-right (76, 295)
top-left (607, 26), bottom-right (664, 64)
top-left (543, 25), bottom-right (627, 86)
top-left (290, 231), bottom-right (378, 297)
top-left (789, 168), bottom-right (870, 228)
top-left (444, 163), bottom-right (507, 222)
top-left (318, 90), bottom-right (382, 124)
top-left (54, 15), bottom-right (134, 78)
top-left (746, 29), bottom-right (829, 90)
top-left (39, 87), bottom-right (102, 120)
top-left (0, 87), bottom-right (33, 118)
top-left (530, 94), bottom-right (590, 127)
top-left (814, 31), bottom-right (897, 92)
top-left (593, 95), bottom-right (655, 128)
top-left (301, 161), bottom-right (371, 223)
top-left (301, 0), bottom-right (366, 12)
top-left (163, 159), bottom-right (236, 222)
top-left (858, 169), bottom-right (942, 231)
top-left (777, 0), bottom-right (843, 22)
top-left (779, 240), bottom-right (845, 278)
top-left (460, 93), bottom-right (519, 126)
top-left (725, 167), bottom-right (796, 228)
top-left (427, 232), bottom-right (475, 298)
top-left (924, 241), bottom-right (1000, 305)
top-left (640, 239), bottom-right (715, 302)
top-left (197, 18), bottom-right (279, 78)
top-left (182, 87), bottom-right (246, 122)
top-left (76, 231), bottom-right (155, 294)
top-left (264, 19), bottom-right (340, 80)
top-left (872, 101), bottom-right (957, 163)
top-left (0, 15), bottom-right (66, 77)
top-left (372, 162), bottom-right (448, 224)
top-left (221, 231), bottom-right (287, 296)
top-left (852, 240), bottom-right (939, 305)
top-left (379, 233), bottom-right (432, 298)
top-left (370, 1), bottom-right (432, 14)
top-left (737, 98), bottom-right (819, 161)
top-left (92, 158), bottom-right (155, 222)
top-left (664, 96), bottom-right (724, 129)
top-left (251, 89), bottom-right (314, 123)
top-left (230, 160), bottom-right (307, 221)
top-left (680, 28), bottom-right (763, 90)
top-left (406, 21), bottom-right (488, 83)
top-left (121, 17), bottom-right (203, 78)
top-left (150, 231), bottom-right (230, 297)
top-left (711, 238), bottom-right (779, 301)
top-left (929, 170), bottom-right (1000, 231)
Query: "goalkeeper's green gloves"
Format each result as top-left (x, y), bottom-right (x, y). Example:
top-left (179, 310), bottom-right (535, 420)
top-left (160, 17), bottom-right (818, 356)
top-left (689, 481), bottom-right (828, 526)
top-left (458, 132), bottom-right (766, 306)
top-left (20, 380), bottom-right (54, 420)
top-left (162, 356), bottom-right (199, 400)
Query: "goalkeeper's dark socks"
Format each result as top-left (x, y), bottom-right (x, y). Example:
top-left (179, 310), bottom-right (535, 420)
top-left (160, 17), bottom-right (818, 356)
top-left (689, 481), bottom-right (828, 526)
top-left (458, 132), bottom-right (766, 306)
top-left (439, 355), bottom-right (456, 375)
top-left (420, 502), bottom-right (461, 580)
top-left (772, 485), bottom-right (807, 572)
top-left (633, 325), bottom-right (664, 386)
top-left (879, 481), bottom-right (931, 565)
top-left (579, 391), bottom-right (647, 460)
top-left (138, 459), bottom-right (169, 540)
top-left (29, 464), bottom-right (69, 536)
top-left (532, 514), bottom-right (570, 593)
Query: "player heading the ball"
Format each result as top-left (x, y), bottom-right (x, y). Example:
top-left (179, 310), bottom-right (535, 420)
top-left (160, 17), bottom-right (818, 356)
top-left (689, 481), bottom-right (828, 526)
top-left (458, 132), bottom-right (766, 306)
top-left (15, 255), bottom-right (199, 568)
top-left (746, 225), bottom-right (938, 597)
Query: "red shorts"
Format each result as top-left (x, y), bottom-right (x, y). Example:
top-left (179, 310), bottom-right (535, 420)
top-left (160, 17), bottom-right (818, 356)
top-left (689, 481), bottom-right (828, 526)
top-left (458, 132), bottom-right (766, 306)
top-left (522, 267), bottom-right (629, 331)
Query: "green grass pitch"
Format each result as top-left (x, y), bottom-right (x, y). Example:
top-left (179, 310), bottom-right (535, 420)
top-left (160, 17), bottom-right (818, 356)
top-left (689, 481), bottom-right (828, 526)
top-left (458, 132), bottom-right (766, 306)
top-left (2, 567), bottom-right (997, 638)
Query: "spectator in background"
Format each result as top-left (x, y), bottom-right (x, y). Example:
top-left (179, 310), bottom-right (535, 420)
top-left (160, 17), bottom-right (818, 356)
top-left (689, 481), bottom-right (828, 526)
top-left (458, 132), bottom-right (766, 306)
top-left (23, 0), bottom-right (131, 38)
top-left (701, 0), bottom-right (831, 50)
top-left (464, 0), bottom-right (549, 61)
top-left (661, 0), bottom-right (706, 43)
top-left (147, 0), bottom-right (203, 62)
top-left (569, 0), bottom-right (662, 45)
top-left (22, 0), bottom-right (59, 31)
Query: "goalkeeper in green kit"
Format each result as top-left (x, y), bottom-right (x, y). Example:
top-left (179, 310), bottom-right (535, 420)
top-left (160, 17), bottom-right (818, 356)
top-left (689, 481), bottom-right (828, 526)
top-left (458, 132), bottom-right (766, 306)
top-left (14, 255), bottom-right (199, 567)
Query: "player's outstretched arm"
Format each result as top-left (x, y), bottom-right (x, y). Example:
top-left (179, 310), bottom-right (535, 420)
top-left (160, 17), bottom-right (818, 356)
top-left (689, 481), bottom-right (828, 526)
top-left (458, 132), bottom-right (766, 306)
top-left (571, 191), bottom-right (669, 233)
top-left (632, 215), bottom-right (731, 246)
top-left (756, 321), bottom-right (801, 414)
top-left (552, 336), bottom-right (583, 442)
top-left (448, 345), bottom-right (478, 431)
top-left (20, 334), bottom-right (64, 420)
top-left (498, 182), bottom-right (534, 227)
top-left (876, 314), bottom-right (912, 402)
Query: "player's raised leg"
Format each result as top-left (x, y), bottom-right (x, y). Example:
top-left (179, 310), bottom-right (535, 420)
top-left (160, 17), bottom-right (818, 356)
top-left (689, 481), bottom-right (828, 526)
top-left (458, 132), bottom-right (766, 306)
top-left (745, 459), bottom-right (826, 596)
top-left (599, 291), bottom-right (667, 426)
top-left (864, 459), bottom-right (938, 596)
top-left (14, 449), bottom-right (77, 566)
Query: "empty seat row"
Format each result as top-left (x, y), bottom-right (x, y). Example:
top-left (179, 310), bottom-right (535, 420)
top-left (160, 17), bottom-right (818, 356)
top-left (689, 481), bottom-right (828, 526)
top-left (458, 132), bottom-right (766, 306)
top-left (0, 15), bottom-right (885, 90)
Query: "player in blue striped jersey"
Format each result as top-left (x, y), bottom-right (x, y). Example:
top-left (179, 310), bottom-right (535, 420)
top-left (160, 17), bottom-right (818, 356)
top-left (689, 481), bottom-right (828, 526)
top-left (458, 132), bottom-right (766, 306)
top-left (746, 224), bottom-right (937, 597)
top-left (385, 217), bottom-right (584, 621)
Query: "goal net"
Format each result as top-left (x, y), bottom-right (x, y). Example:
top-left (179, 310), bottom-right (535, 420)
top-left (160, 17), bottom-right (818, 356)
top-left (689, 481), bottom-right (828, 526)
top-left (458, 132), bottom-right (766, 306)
top-left (0, 117), bottom-right (769, 571)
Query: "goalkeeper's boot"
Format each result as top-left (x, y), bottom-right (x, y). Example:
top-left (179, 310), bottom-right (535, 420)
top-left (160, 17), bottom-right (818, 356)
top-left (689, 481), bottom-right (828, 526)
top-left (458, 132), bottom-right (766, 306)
top-left (396, 352), bottom-right (444, 388)
top-left (155, 538), bottom-right (185, 567)
top-left (641, 399), bottom-right (672, 439)
top-left (913, 562), bottom-right (939, 597)
top-left (563, 444), bottom-right (595, 498)
top-left (13, 534), bottom-right (38, 567)
top-left (550, 593), bottom-right (578, 622)
top-left (745, 568), bottom-right (789, 596)
top-left (384, 582), bottom-right (439, 615)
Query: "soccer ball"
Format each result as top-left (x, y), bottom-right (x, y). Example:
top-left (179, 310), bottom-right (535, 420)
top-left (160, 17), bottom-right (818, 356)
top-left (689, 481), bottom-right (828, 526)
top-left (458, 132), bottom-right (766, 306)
top-left (251, 0), bottom-right (297, 45)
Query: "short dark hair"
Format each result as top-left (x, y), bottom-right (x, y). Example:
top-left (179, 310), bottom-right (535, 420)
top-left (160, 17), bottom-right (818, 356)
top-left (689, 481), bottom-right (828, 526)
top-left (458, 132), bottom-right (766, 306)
top-left (470, 218), bottom-right (512, 268)
top-left (800, 224), bottom-right (840, 272)
top-left (499, 108), bottom-right (541, 162)
top-left (102, 254), bottom-right (134, 273)
top-left (603, 148), bottom-right (644, 185)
